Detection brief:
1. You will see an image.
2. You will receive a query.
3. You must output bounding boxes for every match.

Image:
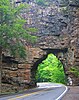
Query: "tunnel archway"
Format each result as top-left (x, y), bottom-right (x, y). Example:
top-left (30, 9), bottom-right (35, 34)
top-left (36, 53), bottom-right (66, 84)
top-left (31, 48), bottom-right (68, 86)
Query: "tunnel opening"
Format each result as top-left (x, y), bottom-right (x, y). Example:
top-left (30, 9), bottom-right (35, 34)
top-left (31, 48), bottom-right (68, 86)
top-left (36, 53), bottom-right (67, 84)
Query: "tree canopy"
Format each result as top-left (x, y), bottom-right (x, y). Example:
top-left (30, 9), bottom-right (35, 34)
top-left (0, 0), bottom-right (37, 58)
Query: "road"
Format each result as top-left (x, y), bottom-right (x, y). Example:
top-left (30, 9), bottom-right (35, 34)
top-left (0, 83), bottom-right (68, 100)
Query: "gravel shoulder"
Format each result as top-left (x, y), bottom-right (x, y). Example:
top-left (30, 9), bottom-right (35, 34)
top-left (62, 86), bottom-right (79, 100)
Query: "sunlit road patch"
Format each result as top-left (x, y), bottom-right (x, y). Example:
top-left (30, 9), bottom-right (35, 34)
top-left (37, 82), bottom-right (63, 88)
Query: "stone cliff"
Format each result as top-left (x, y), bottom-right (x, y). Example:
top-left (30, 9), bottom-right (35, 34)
top-left (0, 0), bottom-right (79, 94)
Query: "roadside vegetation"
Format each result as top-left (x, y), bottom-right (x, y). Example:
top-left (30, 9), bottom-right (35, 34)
top-left (70, 67), bottom-right (79, 77)
top-left (36, 54), bottom-right (66, 84)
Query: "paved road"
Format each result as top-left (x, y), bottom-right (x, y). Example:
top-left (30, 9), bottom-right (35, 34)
top-left (0, 83), bottom-right (68, 100)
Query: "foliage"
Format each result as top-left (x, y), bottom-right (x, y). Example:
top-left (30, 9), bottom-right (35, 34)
top-left (0, 0), bottom-right (37, 58)
top-left (70, 67), bottom-right (79, 77)
top-left (36, 54), bottom-right (66, 84)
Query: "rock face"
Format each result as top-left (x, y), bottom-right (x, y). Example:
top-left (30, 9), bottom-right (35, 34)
top-left (0, 47), bottom-right (2, 94)
top-left (0, 0), bottom-right (79, 94)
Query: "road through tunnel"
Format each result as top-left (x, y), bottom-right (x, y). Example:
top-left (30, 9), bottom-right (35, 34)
top-left (31, 48), bottom-right (68, 86)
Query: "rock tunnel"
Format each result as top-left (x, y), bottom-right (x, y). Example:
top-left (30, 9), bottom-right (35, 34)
top-left (1, 31), bottom-right (79, 94)
top-left (27, 31), bottom-right (79, 87)
top-left (0, 0), bottom-right (79, 94)
top-left (31, 48), bottom-right (68, 86)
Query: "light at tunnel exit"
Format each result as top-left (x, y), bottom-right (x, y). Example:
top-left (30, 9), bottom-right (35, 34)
top-left (36, 53), bottom-right (67, 84)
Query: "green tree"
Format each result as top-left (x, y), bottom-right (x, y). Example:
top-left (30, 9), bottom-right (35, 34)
top-left (36, 54), bottom-right (66, 84)
top-left (70, 67), bottom-right (79, 77)
top-left (0, 0), bottom-right (37, 58)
